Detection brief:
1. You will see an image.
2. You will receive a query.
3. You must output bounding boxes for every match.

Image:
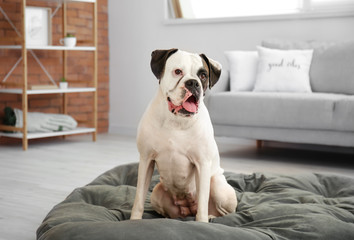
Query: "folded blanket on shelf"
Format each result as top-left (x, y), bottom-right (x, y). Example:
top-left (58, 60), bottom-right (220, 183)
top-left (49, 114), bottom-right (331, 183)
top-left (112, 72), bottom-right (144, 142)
top-left (3, 107), bottom-right (77, 133)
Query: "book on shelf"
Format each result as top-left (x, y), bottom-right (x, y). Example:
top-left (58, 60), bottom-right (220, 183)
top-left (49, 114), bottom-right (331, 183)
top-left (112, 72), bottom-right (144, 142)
top-left (30, 85), bottom-right (58, 90)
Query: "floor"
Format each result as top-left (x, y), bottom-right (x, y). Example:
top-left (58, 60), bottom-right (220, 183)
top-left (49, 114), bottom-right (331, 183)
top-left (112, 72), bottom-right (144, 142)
top-left (1, 133), bottom-right (354, 240)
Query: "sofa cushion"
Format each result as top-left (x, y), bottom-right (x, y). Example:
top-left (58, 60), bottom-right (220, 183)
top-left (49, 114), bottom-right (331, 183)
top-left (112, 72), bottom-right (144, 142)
top-left (208, 92), bottom-right (354, 132)
top-left (262, 39), bottom-right (354, 95)
top-left (224, 51), bottom-right (258, 91)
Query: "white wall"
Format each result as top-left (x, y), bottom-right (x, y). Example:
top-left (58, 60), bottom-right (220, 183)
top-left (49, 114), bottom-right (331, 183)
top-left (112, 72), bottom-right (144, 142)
top-left (108, 0), bottom-right (354, 135)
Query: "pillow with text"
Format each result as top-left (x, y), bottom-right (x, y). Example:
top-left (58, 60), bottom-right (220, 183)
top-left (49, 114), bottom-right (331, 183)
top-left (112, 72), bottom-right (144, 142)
top-left (253, 46), bottom-right (314, 93)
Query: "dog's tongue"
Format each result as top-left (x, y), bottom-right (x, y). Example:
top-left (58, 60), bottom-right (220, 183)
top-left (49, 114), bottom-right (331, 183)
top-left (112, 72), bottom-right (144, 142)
top-left (182, 96), bottom-right (198, 113)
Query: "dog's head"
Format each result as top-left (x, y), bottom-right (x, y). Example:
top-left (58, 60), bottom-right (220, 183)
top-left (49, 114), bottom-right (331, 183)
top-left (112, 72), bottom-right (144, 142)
top-left (151, 48), bottom-right (221, 117)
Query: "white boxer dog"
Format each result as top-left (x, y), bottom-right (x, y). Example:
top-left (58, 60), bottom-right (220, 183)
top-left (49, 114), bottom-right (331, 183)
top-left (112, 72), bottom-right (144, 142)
top-left (131, 49), bottom-right (237, 222)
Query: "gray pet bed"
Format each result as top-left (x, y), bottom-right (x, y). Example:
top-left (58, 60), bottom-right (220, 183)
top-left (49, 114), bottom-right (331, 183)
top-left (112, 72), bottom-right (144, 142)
top-left (37, 163), bottom-right (354, 240)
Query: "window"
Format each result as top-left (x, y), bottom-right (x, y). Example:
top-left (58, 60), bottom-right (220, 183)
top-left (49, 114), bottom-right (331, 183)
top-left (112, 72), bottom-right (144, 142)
top-left (168, 0), bottom-right (354, 21)
top-left (310, 0), bottom-right (354, 10)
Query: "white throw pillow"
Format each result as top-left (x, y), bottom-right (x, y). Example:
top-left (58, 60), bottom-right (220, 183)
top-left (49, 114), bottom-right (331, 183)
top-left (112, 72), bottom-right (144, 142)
top-left (253, 46), bottom-right (314, 93)
top-left (225, 51), bottom-right (258, 91)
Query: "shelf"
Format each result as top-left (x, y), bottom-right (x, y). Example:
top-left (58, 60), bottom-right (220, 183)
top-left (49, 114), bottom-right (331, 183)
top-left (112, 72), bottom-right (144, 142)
top-left (52, 0), bottom-right (96, 2)
top-left (0, 127), bottom-right (95, 139)
top-left (0, 45), bottom-right (96, 51)
top-left (70, 0), bottom-right (96, 2)
top-left (22, 0), bottom-right (96, 3)
top-left (0, 87), bottom-right (96, 95)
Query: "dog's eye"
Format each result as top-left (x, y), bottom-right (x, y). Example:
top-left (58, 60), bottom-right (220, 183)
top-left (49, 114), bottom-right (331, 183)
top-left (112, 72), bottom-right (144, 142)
top-left (199, 73), bottom-right (207, 81)
top-left (174, 69), bottom-right (183, 75)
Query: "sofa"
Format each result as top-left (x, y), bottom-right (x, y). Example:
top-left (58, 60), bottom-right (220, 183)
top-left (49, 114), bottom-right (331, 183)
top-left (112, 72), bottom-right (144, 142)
top-left (207, 39), bottom-right (354, 148)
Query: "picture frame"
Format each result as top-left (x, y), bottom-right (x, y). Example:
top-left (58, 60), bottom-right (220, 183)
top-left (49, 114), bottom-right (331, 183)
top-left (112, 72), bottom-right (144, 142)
top-left (25, 6), bottom-right (52, 46)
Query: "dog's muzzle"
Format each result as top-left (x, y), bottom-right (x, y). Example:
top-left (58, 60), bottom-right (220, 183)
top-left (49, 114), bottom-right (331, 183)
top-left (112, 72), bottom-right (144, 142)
top-left (168, 79), bottom-right (201, 116)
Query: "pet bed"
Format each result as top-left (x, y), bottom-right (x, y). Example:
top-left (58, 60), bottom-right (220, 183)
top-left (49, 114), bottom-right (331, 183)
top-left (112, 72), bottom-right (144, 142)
top-left (37, 163), bottom-right (354, 240)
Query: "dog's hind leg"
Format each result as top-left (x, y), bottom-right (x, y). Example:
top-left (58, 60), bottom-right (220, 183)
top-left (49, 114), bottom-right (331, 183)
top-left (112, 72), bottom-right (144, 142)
top-left (151, 183), bottom-right (182, 218)
top-left (209, 174), bottom-right (237, 216)
top-left (151, 183), bottom-right (198, 218)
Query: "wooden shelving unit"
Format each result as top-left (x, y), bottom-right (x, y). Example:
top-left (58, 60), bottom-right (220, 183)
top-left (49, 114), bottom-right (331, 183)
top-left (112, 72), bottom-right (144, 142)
top-left (0, 0), bottom-right (98, 150)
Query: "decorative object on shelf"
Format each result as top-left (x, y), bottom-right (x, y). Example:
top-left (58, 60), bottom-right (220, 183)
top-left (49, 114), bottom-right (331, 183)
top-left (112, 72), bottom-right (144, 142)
top-left (25, 6), bottom-right (52, 46)
top-left (60, 33), bottom-right (77, 47)
top-left (3, 107), bottom-right (78, 133)
top-left (59, 77), bottom-right (68, 89)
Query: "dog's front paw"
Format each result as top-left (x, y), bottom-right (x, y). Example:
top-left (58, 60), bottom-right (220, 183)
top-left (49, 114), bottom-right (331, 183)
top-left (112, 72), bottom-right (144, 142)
top-left (196, 213), bottom-right (209, 223)
top-left (130, 212), bottom-right (143, 220)
top-left (208, 215), bottom-right (217, 221)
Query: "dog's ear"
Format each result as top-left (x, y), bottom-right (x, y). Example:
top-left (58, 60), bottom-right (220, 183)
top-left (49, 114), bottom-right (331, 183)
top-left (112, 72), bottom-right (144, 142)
top-left (151, 48), bottom-right (178, 80)
top-left (199, 54), bottom-right (222, 89)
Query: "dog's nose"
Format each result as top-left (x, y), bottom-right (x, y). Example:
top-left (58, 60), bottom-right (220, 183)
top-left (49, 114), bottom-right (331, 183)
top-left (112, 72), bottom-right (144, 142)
top-left (185, 80), bottom-right (199, 89)
top-left (185, 79), bottom-right (201, 101)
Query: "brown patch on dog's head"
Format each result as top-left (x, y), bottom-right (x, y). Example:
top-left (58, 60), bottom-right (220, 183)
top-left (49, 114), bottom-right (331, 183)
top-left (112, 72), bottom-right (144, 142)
top-left (199, 54), bottom-right (222, 90)
top-left (150, 48), bottom-right (178, 81)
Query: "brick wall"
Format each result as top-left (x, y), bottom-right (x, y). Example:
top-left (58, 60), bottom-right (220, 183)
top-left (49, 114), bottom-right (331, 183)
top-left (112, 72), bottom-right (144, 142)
top-left (0, 0), bottom-right (109, 143)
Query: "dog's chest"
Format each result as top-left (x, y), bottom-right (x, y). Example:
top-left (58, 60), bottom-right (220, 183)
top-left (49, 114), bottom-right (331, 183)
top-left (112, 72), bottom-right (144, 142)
top-left (154, 138), bottom-right (196, 195)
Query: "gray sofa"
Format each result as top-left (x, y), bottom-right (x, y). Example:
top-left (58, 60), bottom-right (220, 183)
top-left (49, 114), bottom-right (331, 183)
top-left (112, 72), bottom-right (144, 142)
top-left (207, 40), bottom-right (354, 148)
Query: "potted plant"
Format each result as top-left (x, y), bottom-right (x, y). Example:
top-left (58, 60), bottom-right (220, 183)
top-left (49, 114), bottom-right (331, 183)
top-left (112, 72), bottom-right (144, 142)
top-left (66, 33), bottom-right (75, 38)
top-left (59, 77), bottom-right (68, 89)
top-left (60, 33), bottom-right (76, 47)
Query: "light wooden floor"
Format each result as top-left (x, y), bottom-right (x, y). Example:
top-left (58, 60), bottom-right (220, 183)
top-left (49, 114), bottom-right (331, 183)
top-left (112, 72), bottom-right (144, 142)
top-left (0, 133), bottom-right (353, 240)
